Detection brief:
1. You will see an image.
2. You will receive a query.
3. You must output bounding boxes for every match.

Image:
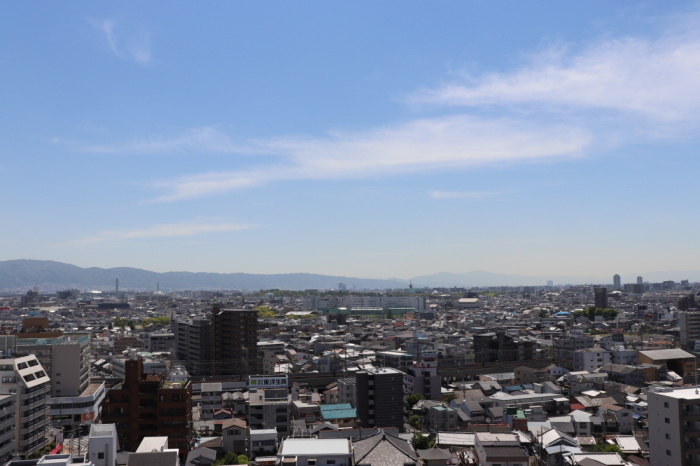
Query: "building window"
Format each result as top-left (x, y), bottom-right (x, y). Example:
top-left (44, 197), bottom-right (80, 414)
top-left (664, 402), bottom-right (669, 408)
top-left (667, 450), bottom-right (672, 456)
top-left (665, 418), bottom-right (670, 424)
top-left (98, 453), bottom-right (104, 459)
top-left (666, 433), bottom-right (670, 439)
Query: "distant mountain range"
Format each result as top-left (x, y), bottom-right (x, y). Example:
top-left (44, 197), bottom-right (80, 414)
top-left (0, 259), bottom-right (698, 292)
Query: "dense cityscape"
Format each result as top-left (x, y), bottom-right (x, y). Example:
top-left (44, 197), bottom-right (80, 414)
top-left (4, 1), bottom-right (700, 465)
top-left (0, 274), bottom-right (697, 465)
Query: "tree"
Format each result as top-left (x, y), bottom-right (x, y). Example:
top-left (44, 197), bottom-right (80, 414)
top-left (235, 455), bottom-right (249, 465)
top-left (386, 309), bottom-right (394, 319)
top-left (410, 432), bottom-right (434, 450)
top-left (214, 452), bottom-right (239, 465)
top-left (408, 414), bottom-right (421, 428)
top-left (573, 307), bottom-right (618, 321)
top-left (405, 393), bottom-right (425, 411)
top-left (441, 393), bottom-right (456, 404)
top-left (539, 309), bottom-right (548, 319)
top-left (142, 316), bottom-right (170, 327)
top-left (254, 306), bottom-right (275, 319)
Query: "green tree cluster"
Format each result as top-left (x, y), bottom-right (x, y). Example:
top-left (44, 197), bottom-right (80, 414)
top-left (573, 307), bottom-right (618, 321)
top-left (113, 317), bottom-right (136, 331)
top-left (254, 306), bottom-right (275, 319)
top-left (407, 414), bottom-right (421, 428)
top-left (213, 452), bottom-right (248, 465)
top-left (142, 316), bottom-right (170, 327)
top-left (405, 393), bottom-right (425, 411)
top-left (410, 433), bottom-right (434, 450)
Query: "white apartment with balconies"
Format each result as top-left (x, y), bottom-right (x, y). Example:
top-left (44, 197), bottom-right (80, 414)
top-left (0, 355), bottom-right (51, 456)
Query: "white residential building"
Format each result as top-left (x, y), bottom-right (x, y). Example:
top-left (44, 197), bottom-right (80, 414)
top-left (648, 386), bottom-right (700, 466)
top-left (0, 355), bottom-right (51, 456)
top-left (573, 348), bottom-right (611, 372)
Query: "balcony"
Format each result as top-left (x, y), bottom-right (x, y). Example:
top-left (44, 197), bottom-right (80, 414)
top-left (687, 439), bottom-right (700, 453)
top-left (20, 420), bottom-right (47, 436)
top-left (22, 407), bottom-right (48, 423)
top-left (686, 421), bottom-right (700, 436)
top-left (23, 397), bottom-right (47, 412)
top-left (686, 406), bottom-right (700, 421)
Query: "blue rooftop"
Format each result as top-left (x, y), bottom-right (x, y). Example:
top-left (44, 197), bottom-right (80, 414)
top-left (320, 403), bottom-right (357, 420)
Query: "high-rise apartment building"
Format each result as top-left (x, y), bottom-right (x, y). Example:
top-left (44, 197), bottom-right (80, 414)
top-left (613, 274), bottom-right (621, 290)
top-left (100, 359), bottom-right (193, 458)
top-left (637, 276), bottom-right (643, 284)
top-left (679, 294), bottom-right (697, 312)
top-left (648, 386), bottom-right (700, 466)
top-left (356, 367), bottom-right (404, 431)
top-left (680, 311), bottom-right (700, 349)
top-left (173, 305), bottom-right (260, 377)
top-left (594, 287), bottom-right (608, 309)
top-left (0, 355), bottom-right (51, 457)
top-left (0, 394), bottom-right (15, 461)
top-left (211, 306), bottom-right (261, 376)
top-left (173, 316), bottom-right (211, 376)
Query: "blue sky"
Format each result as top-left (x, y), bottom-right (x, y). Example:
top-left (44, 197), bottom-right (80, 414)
top-left (2, 2), bottom-right (700, 280)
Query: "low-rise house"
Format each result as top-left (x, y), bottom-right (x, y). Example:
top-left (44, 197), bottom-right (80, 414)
top-left (474, 432), bottom-right (529, 466)
top-left (277, 438), bottom-right (352, 466)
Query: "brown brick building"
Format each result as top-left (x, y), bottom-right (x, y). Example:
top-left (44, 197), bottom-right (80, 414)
top-left (101, 359), bottom-right (193, 457)
top-left (211, 306), bottom-right (261, 376)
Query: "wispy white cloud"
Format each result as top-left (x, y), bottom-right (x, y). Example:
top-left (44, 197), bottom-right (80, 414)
top-left (73, 220), bottom-right (256, 244)
top-left (411, 25), bottom-right (700, 122)
top-left (70, 127), bottom-right (246, 155)
top-left (427, 190), bottom-right (498, 200)
top-left (148, 115), bottom-right (589, 201)
top-left (90, 19), bottom-right (152, 64)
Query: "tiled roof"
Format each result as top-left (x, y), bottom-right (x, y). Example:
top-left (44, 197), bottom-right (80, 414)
top-left (353, 430), bottom-right (418, 466)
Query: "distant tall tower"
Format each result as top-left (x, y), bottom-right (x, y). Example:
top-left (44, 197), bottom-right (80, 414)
top-left (637, 276), bottom-right (643, 285)
top-left (116, 278), bottom-right (119, 295)
top-left (613, 274), bottom-right (621, 290)
top-left (547, 280), bottom-right (554, 287)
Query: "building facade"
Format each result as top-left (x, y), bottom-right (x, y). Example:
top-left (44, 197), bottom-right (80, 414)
top-left (211, 306), bottom-right (261, 377)
top-left (100, 359), bottom-right (193, 458)
top-left (0, 355), bottom-right (51, 457)
top-left (356, 367), bottom-right (404, 431)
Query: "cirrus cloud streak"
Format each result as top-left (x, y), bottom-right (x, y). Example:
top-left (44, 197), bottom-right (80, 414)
top-left (73, 221), bottom-right (256, 245)
top-left (150, 115), bottom-right (590, 202)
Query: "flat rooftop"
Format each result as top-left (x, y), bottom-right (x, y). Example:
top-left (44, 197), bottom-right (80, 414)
top-left (80, 383), bottom-right (103, 397)
top-left (652, 387), bottom-right (700, 400)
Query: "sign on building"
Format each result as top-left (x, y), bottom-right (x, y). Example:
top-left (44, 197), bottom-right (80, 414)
top-left (248, 376), bottom-right (288, 388)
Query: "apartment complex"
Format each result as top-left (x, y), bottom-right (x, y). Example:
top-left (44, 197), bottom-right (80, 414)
top-left (648, 386), bottom-right (700, 466)
top-left (211, 306), bottom-right (261, 376)
top-left (680, 311), bottom-right (700, 349)
top-left (17, 334), bottom-right (90, 397)
top-left (473, 331), bottom-right (534, 364)
top-left (356, 367), bottom-right (404, 430)
top-left (100, 359), bottom-right (193, 458)
top-left (0, 355), bottom-right (51, 457)
top-left (172, 316), bottom-right (212, 376)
